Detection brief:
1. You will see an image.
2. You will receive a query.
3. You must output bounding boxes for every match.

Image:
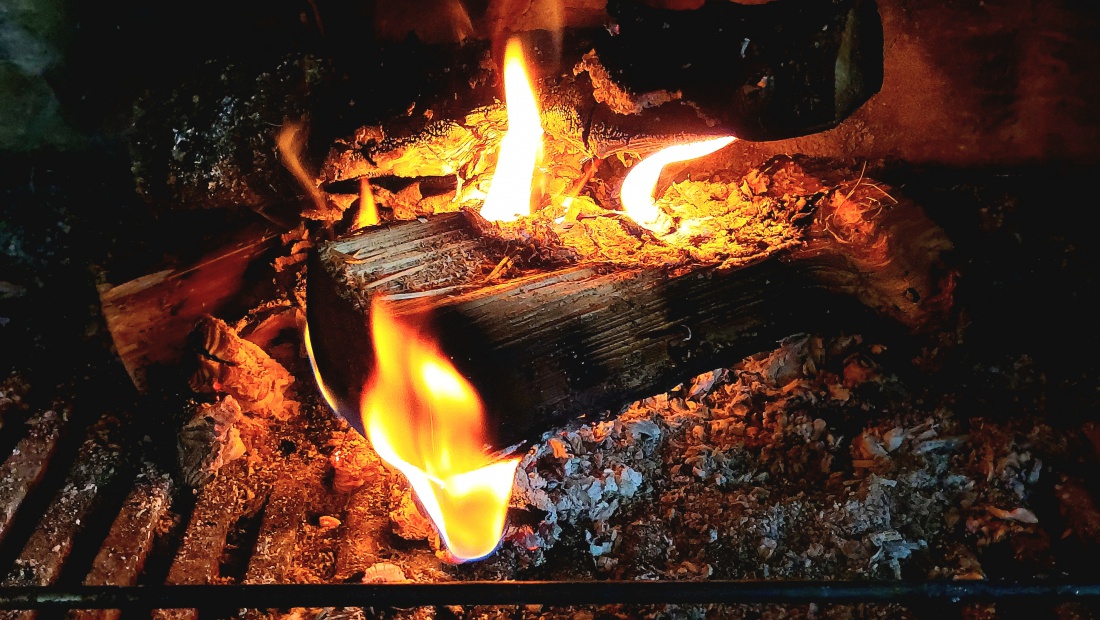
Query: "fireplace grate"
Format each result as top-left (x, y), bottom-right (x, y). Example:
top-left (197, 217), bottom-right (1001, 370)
top-left (1, 389), bottom-right (1099, 616)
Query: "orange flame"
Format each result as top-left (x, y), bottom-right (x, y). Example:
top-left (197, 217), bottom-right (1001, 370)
top-left (620, 136), bottom-right (737, 232)
top-left (479, 37), bottom-right (544, 223)
top-left (360, 298), bottom-right (520, 561)
top-left (355, 178), bottom-right (380, 230)
top-left (276, 121), bottom-right (329, 215)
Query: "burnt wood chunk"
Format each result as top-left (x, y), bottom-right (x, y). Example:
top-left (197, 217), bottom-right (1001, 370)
top-left (307, 161), bottom-right (952, 451)
top-left (0, 410), bottom-right (65, 546)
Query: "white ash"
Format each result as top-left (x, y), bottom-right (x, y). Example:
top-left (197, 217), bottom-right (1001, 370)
top-left (484, 332), bottom-right (1053, 583)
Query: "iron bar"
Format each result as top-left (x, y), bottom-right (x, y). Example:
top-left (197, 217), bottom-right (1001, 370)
top-left (2, 580), bottom-right (1100, 611)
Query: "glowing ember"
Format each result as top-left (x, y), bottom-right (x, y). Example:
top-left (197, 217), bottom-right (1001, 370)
top-left (359, 298), bottom-right (519, 561)
top-left (620, 136), bottom-right (737, 232)
top-left (479, 37), bottom-right (544, 223)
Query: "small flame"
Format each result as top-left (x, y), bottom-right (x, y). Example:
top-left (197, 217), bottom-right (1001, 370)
top-left (355, 178), bottom-right (380, 229)
top-left (479, 37), bottom-right (544, 223)
top-left (276, 121), bottom-right (329, 215)
top-left (360, 298), bottom-right (520, 561)
top-left (620, 136), bottom-right (737, 232)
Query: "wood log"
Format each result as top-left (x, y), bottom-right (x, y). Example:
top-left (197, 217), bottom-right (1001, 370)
top-left (99, 225), bottom-right (281, 392)
top-left (306, 158), bottom-right (953, 451)
top-left (129, 0), bottom-right (881, 213)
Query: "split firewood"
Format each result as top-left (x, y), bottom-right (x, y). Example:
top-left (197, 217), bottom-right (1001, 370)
top-left (177, 395), bottom-right (247, 489)
top-left (99, 225), bottom-right (281, 392)
top-left (190, 315), bottom-right (300, 420)
top-left (307, 157), bottom-right (954, 451)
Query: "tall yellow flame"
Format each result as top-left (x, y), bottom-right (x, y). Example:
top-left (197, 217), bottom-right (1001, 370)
top-left (620, 136), bottom-right (737, 232)
top-left (360, 299), bottom-right (520, 561)
top-left (479, 38), bottom-right (544, 223)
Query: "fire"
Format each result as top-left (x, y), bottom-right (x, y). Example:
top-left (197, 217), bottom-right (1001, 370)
top-left (354, 177), bottom-right (380, 229)
top-left (359, 298), bottom-right (520, 561)
top-left (620, 136), bottom-right (737, 232)
top-left (479, 37), bottom-right (544, 223)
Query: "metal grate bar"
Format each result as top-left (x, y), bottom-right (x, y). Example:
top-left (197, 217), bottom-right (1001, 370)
top-left (2, 580), bottom-right (1100, 611)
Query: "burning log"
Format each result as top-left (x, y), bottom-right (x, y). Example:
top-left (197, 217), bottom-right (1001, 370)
top-left (307, 157), bottom-right (953, 453)
top-left (127, 0), bottom-right (881, 213)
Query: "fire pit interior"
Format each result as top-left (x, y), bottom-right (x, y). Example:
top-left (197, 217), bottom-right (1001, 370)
top-left (2, 0), bottom-right (1100, 617)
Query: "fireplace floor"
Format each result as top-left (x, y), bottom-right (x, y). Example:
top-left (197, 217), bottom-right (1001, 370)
top-left (2, 152), bottom-right (1099, 619)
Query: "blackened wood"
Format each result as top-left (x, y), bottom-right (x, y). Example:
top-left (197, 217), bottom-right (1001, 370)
top-left (0, 411), bottom-right (65, 547)
top-left (307, 166), bottom-right (951, 451)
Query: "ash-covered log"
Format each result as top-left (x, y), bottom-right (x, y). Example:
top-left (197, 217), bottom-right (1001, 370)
top-left (307, 158), bottom-right (952, 451)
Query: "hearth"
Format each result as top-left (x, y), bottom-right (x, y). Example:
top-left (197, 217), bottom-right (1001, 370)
top-left (2, 0), bottom-right (1100, 618)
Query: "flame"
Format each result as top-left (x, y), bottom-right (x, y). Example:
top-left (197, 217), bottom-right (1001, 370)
top-left (276, 121), bottom-right (329, 215)
top-left (479, 37), bottom-right (544, 223)
top-left (360, 298), bottom-right (520, 561)
top-left (355, 178), bottom-right (380, 229)
top-left (620, 136), bottom-right (737, 232)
